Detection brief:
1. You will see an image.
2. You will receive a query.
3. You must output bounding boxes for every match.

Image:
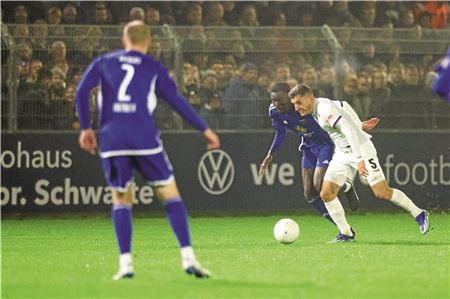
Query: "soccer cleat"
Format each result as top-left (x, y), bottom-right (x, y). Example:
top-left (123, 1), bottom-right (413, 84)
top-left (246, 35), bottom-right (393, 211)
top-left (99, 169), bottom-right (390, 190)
top-left (112, 270), bottom-right (134, 280)
top-left (415, 210), bottom-right (430, 235)
top-left (183, 259), bottom-right (211, 279)
top-left (344, 181), bottom-right (359, 211)
top-left (329, 228), bottom-right (356, 243)
top-left (185, 265), bottom-right (211, 278)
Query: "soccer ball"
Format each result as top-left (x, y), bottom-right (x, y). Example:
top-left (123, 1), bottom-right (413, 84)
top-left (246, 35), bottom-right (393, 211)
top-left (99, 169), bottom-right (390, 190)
top-left (273, 218), bottom-right (300, 244)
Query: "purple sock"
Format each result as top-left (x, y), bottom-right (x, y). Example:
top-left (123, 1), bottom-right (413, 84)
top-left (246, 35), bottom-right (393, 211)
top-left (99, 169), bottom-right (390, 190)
top-left (165, 198), bottom-right (191, 248)
top-left (112, 204), bottom-right (132, 254)
top-left (309, 196), bottom-right (335, 225)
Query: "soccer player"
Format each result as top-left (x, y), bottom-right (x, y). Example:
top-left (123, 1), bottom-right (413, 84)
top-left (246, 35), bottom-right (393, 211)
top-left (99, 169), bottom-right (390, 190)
top-left (76, 21), bottom-right (220, 279)
top-left (288, 83), bottom-right (430, 242)
top-left (432, 46), bottom-right (450, 103)
top-left (259, 82), bottom-right (378, 223)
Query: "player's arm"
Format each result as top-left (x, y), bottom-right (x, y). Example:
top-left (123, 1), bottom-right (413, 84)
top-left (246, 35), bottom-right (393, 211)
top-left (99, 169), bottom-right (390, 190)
top-left (432, 48), bottom-right (450, 102)
top-left (155, 66), bottom-right (220, 150)
top-left (361, 117), bottom-right (380, 132)
top-left (76, 57), bottom-right (101, 154)
top-left (259, 117), bottom-right (287, 174)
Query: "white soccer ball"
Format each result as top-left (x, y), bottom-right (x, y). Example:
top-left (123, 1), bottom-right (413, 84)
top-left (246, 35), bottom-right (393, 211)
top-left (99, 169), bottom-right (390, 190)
top-left (273, 218), bottom-right (300, 244)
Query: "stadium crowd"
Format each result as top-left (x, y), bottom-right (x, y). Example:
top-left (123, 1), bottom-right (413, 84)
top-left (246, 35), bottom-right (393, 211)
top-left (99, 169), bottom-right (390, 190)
top-left (1, 1), bottom-right (449, 130)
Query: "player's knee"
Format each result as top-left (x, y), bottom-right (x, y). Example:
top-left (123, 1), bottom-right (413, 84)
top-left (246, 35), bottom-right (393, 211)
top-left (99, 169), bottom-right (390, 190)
top-left (320, 189), bottom-right (335, 201)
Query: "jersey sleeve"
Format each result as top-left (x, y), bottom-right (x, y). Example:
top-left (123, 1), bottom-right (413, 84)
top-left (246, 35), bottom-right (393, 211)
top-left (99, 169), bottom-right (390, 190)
top-left (432, 48), bottom-right (450, 102)
top-left (155, 64), bottom-right (208, 132)
top-left (318, 102), bottom-right (342, 128)
top-left (268, 113), bottom-right (288, 154)
top-left (76, 56), bottom-right (102, 129)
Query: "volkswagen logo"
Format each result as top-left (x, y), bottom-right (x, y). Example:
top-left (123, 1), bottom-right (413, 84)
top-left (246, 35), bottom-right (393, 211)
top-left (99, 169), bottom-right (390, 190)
top-left (197, 149), bottom-right (234, 195)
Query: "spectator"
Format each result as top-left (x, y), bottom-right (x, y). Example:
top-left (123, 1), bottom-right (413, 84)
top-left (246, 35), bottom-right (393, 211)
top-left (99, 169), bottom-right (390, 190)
top-left (198, 69), bottom-right (221, 105)
top-left (318, 65), bottom-right (336, 98)
top-left (392, 63), bottom-right (422, 100)
top-left (204, 2), bottom-right (227, 26)
top-left (184, 3), bottom-right (202, 26)
top-left (223, 1), bottom-right (238, 25)
top-left (16, 42), bottom-right (33, 78)
top-left (149, 39), bottom-right (162, 61)
top-left (239, 4), bottom-right (259, 35)
top-left (93, 2), bottom-right (111, 25)
top-left (129, 7), bottom-right (145, 22)
top-left (14, 5), bottom-right (28, 24)
top-left (222, 63), bottom-right (260, 129)
top-left (274, 63), bottom-right (291, 82)
top-left (387, 62), bottom-right (405, 98)
top-left (61, 84), bottom-right (79, 129)
top-left (199, 92), bottom-right (224, 129)
top-left (399, 9), bottom-right (415, 28)
top-left (356, 1), bottom-right (377, 28)
top-left (49, 41), bottom-right (69, 76)
top-left (342, 74), bottom-right (357, 103)
top-left (62, 4), bottom-right (78, 24)
top-left (418, 10), bottom-right (433, 29)
top-left (301, 65), bottom-right (319, 95)
top-left (326, 0), bottom-right (355, 26)
top-left (423, 1), bottom-right (449, 29)
top-left (369, 70), bottom-right (391, 116)
top-left (352, 73), bottom-right (372, 120)
top-left (47, 6), bottom-right (62, 25)
top-left (145, 7), bottom-right (160, 26)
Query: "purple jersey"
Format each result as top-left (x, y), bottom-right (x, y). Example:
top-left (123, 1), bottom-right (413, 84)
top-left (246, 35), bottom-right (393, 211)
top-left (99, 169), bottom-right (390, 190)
top-left (432, 47), bottom-right (450, 103)
top-left (268, 104), bottom-right (332, 153)
top-left (76, 50), bottom-right (208, 158)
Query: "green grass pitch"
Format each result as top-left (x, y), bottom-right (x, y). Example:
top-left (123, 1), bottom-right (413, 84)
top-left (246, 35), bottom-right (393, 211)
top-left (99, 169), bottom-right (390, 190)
top-left (2, 213), bottom-right (449, 299)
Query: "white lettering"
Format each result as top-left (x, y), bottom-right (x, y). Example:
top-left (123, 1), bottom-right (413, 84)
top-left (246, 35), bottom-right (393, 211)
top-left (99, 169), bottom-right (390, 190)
top-left (394, 162), bottom-right (410, 186)
top-left (439, 155), bottom-right (450, 185)
top-left (278, 164), bottom-right (295, 186)
top-left (34, 179), bottom-right (50, 205)
top-left (0, 186), bottom-right (22, 206)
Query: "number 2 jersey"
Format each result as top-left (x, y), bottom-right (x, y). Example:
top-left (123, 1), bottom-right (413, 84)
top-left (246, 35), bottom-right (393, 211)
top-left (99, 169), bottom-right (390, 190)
top-left (76, 50), bottom-right (207, 158)
top-left (268, 103), bottom-right (332, 153)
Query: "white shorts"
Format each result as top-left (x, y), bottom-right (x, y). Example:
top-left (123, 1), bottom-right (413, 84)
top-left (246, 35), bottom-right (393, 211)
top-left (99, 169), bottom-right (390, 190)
top-left (324, 141), bottom-right (386, 187)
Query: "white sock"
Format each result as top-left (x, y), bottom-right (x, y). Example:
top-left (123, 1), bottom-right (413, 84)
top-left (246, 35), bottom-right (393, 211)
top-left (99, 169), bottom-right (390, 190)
top-left (119, 253), bottom-right (133, 272)
top-left (390, 189), bottom-right (422, 217)
top-left (324, 198), bottom-right (353, 236)
top-left (181, 246), bottom-right (197, 268)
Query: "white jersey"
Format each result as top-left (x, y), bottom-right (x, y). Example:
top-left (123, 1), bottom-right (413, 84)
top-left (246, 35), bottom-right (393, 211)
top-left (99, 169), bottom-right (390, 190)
top-left (313, 97), bottom-right (371, 153)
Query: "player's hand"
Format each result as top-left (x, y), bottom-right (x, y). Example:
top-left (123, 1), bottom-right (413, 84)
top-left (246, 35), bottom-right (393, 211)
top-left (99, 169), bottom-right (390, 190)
top-left (358, 160), bottom-right (368, 177)
top-left (79, 128), bottom-right (98, 155)
top-left (203, 128), bottom-right (220, 150)
top-left (259, 154), bottom-right (273, 175)
top-left (362, 117), bottom-right (380, 132)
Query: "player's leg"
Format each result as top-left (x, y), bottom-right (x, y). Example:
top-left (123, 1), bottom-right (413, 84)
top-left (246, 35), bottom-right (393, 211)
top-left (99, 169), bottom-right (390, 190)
top-left (362, 146), bottom-right (430, 234)
top-left (301, 168), bottom-right (334, 224)
top-left (135, 152), bottom-right (210, 278)
top-left (321, 153), bottom-right (356, 242)
top-left (101, 156), bottom-right (135, 280)
top-left (301, 148), bottom-right (334, 223)
top-left (315, 142), bottom-right (360, 211)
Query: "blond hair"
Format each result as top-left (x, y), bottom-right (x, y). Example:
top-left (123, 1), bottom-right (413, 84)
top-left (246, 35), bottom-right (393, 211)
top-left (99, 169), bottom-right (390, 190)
top-left (123, 20), bottom-right (150, 44)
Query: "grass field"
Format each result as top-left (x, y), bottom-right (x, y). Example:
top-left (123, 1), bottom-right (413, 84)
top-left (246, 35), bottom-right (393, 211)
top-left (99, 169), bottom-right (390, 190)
top-left (2, 213), bottom-right (449, 299)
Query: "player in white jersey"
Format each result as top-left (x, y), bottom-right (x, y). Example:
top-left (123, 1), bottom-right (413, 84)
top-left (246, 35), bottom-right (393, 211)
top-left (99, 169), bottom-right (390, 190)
top-left (288, 83), bottom-right (430, 242)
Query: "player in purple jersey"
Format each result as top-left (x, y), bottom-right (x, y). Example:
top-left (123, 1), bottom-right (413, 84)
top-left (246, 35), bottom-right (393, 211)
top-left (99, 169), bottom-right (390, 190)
top-left (76, 21), bottom-right (220, 279)
top-left (259, 82), bottom-right (379, 223)
top-left (432, 46), bottom-right (450, 103)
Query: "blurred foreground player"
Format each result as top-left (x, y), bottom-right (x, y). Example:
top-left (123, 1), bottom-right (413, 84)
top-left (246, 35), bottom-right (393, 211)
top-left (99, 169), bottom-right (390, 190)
top-left (289, 83), bottom-right (430, 243)
top-left (76, 21), bottom-right (220, 279)
top-left (432, 46), bottom-right (450, 103)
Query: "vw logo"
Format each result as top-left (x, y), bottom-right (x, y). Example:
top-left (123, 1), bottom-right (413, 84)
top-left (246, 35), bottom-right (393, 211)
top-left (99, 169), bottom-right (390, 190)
top-left (197, 149), bottom-right (234, 195)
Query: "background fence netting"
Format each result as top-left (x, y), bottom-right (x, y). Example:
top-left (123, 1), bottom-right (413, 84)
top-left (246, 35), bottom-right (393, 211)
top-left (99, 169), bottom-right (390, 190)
top-left (2, 24), bottom-right (450, 131)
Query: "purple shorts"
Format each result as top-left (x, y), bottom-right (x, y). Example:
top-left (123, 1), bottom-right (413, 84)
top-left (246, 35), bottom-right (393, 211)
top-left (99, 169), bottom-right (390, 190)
top-left (101, 151), bottom-right (174, 191)
top-left (301, 142), bottom-right (334, 169)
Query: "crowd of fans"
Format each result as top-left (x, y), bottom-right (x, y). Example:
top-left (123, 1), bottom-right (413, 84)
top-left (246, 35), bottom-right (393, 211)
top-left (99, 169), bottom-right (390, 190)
top-left (1, 1), bottom-right (449, 130)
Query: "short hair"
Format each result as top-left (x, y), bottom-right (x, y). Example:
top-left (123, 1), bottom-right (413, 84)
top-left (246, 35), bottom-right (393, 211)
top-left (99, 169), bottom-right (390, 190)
top-left (123, 20), bottom-right (150, 44)
top-left (271, 81), bottom-right (290, 93)
top-left (288, 83), bottom-right (313, 98)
